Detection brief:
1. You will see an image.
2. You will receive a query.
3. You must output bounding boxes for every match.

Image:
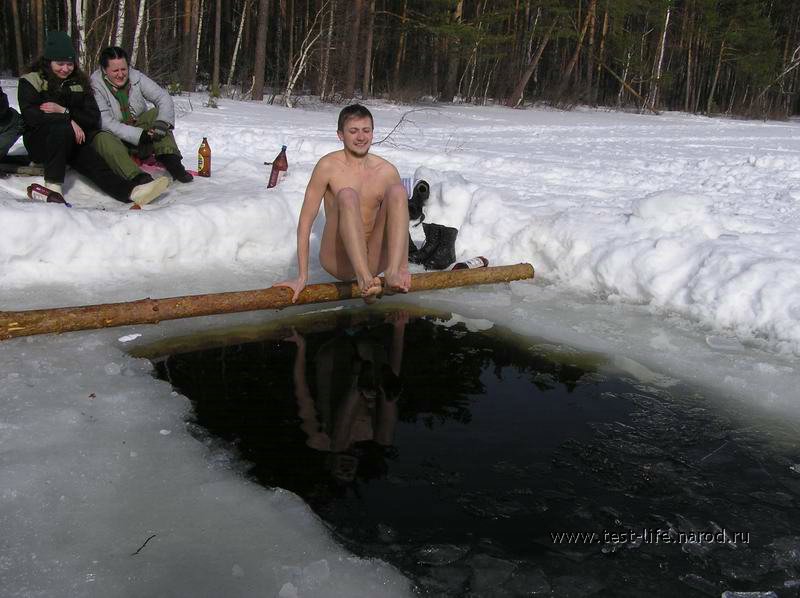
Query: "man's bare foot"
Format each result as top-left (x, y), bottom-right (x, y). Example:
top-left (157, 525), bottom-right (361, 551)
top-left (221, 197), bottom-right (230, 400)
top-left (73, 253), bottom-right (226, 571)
top-left (384, 268), bottom-right (411, 294)
top-left (359, 275), bottom-right (383, 304)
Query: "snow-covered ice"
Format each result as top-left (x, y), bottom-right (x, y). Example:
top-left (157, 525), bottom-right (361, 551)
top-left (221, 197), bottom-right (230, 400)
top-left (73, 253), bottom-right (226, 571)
top-left (2, 79), bottom-right (800, 594)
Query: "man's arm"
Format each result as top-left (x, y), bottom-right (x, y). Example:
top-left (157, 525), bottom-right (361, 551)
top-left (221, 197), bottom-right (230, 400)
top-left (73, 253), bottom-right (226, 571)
top-left (274, 158), bottom-right (329, 302)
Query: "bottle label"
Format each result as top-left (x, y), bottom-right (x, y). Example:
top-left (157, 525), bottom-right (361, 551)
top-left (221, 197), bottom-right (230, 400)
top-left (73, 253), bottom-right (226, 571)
top-left (29, 188), bottom-right (48, 202)
top-left (451, 257), bottom-right (488, 270)
top-left (198, 155), bottom-right (210, 176)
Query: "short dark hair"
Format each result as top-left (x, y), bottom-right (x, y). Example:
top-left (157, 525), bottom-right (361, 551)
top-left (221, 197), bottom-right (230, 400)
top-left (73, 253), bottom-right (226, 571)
top-left (99, 46), bottom-right (129, 69)
top-left (337, 104), bottom-right (373, 132)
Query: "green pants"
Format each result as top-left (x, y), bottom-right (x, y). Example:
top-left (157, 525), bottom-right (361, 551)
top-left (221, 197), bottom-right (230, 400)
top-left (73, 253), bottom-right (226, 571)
top-left (92, 108), bottom-right (182, 180)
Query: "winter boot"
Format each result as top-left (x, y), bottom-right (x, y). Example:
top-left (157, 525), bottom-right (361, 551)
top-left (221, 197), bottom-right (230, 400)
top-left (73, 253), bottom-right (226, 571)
top-left (408, 233), bottom-right (423, 262)
top-left (423, 225), bottom-right (457, 270)
top-left (130, 176), bottom-right (170, 206)
top-left (408, 179), bottom-right (430, 222)
top-left (158, 153), bottom-right (193, 183)
top-left (409, 222), bottom-right (443, 265)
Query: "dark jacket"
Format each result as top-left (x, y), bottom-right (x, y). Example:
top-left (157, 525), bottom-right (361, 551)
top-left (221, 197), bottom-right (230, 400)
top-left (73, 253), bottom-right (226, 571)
top-left (18, 71), bottom-right (102, 141)
top-left (0, 86), bottom-right (9, 119)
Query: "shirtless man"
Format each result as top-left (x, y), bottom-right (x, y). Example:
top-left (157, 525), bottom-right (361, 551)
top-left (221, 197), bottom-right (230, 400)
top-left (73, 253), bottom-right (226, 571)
top-left (277, 104), bottom-right (411, 303)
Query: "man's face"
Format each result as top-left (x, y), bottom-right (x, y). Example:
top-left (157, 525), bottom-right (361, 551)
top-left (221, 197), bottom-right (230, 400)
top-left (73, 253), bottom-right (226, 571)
top-left (337, 116), bottom-right (373, 156)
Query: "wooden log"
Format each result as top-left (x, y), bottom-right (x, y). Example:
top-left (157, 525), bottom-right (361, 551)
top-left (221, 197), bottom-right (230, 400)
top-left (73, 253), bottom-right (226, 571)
top-left (0, 163), bottom-right (44, 176)
top-left (0, 263), bottom-right (534, 341)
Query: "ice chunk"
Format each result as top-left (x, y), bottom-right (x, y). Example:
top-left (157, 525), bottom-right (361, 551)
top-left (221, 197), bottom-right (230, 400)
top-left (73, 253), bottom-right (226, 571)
top-left (706, 335), bottom-right (744, 352)
top-left (413, 544), bottom-right (468, 566)
top-left (467, 554), bottom-right (516, 592)
top-left (104, 362), bottom-right (122, 375)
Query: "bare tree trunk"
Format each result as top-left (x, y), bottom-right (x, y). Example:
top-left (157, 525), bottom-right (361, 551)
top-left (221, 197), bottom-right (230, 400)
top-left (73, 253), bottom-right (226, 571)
top-left (75, 0), bottom-right (88, 67)
top-left (319, 0), bottom-right (335, 100)
top-left (585, 0), bottom-right (597, 102)
top-left (194, 0), bottom-right (205, 69)
top-left (392, 0), bottom-right (408, 92)
top-left (706, 39), bottom-right (726, 114)
top-left (227, 0), bottom-right (250, 88)
top-left (444, 0), bottom-right (464, 101)
top-left (114, 0), bottom-right (127, 46)
top-left (182, 0), bottom-right (201, 91)
top-left (251, 0), bottom-right (271, 100)
top-left (284, 0), bottom-right (327, 106)
top-left (211, 0), bottom-right (222, 95)
top-left (361, 0), bottom-right (375, 97)
top-left (182, 0), bottom-right (192, 84)
top-left (66, 0), bottom-right (73, 39)
top-left (645, 3), bottom-right (670, 112)
top-left (506, 17), bottom-right (557, 108)
top-left (131, 0), bottom-right (147, 67)
top-left (10, 0), bottom-right (25, 75)
top-left (684, 15), bottom-right (694, 112)
top-left (343, 0), bottom-right (364, 98)
top-left (555, 0), bottom-right (596, 100)
top-left (35, 0), bottom-right (45, 58)
top-left (593, 4), bottom-right (609, 105)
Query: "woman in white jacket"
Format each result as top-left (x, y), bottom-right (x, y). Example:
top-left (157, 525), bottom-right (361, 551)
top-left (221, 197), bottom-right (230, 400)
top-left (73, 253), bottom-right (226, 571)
top-left (91, 46), bottom-right (192, 184)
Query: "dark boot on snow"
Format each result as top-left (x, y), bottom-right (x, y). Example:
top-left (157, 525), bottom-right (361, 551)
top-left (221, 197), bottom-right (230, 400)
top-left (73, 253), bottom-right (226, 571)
top-left (423, 224), bottom-right (457, 270)
top-left (408, 179), bottom-right (430, 222)
top-left (409, 222), bottom-right (443, 265)
top-left (158, 154), bottom-right (193, 183)
top-left (408, 233), bottom-right (423, 262)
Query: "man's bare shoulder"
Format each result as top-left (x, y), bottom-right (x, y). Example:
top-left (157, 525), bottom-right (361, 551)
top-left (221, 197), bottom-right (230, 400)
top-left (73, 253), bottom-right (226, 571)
top-left (315, 150), bottom-right (345, 172)
top-left (366, 153), bottom-right (400, 177)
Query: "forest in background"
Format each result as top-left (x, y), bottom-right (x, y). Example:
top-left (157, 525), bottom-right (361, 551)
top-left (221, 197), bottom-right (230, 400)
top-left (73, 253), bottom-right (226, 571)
top-left (2, 0), bottom-right (800, 118)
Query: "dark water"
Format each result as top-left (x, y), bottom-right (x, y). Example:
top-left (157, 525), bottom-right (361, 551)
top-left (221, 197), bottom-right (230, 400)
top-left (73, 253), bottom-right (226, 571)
top-left (153, 309), bottom-right (800, 597)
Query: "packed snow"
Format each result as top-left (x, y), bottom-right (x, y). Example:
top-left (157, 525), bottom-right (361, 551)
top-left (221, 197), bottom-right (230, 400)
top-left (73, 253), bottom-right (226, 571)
top-left (2, 78), bottom-right (800, 595)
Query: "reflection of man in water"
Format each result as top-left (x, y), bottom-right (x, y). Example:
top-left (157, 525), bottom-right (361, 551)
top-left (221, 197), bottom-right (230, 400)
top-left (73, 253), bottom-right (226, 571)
top-left (284, 312), bottom-right (408, 483)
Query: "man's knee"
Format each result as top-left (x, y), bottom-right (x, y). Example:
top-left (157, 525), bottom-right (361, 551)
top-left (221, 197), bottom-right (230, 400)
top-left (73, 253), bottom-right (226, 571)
top-left (335, 187), bottom-right (360, 210)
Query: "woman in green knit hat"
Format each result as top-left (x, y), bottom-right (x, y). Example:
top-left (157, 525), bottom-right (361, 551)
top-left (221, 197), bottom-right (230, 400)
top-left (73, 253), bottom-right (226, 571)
top-left (17, 32), bottom-right (169, 206)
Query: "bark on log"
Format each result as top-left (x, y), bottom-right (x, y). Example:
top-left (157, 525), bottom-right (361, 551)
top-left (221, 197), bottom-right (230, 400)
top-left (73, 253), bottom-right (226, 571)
top-left (0, 263), bottom-right (534, 341)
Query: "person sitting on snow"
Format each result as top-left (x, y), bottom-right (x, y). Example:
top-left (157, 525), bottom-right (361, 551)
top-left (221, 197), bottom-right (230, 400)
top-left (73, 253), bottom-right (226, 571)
top-left (90, 46), bottom-right (193, 184)
top-left (0, 85), bottom-right (24, 162)
top-left (276, 104), bottom-right (411, 303)
top-left (18, 32), bottom-right (169, 205)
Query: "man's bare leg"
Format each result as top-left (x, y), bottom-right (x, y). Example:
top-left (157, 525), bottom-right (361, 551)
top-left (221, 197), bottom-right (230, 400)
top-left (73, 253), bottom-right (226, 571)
top-left (371, 183), bottom-right (411, 293)
top-left (320, 187), bottom-right (382, 300)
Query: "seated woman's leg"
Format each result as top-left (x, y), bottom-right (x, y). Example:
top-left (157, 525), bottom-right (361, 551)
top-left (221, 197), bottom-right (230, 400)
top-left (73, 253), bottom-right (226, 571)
top-left (136, 108), bottom-right (192, 183)
top-left (23, 121), bottom-right (73, 185)
top-left (70, 144), bottom-right (168, 205)
top-left (0, 108), bottom-right (23, 161)
top-left (91, 131), bottom-right (145, 181)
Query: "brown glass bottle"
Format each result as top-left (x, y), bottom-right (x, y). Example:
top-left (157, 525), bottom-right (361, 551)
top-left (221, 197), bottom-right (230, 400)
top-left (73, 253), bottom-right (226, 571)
top-left (451, 256), bottom-right (489, 270)
top-left (27, 183), bottom-right (71, 207)
top-left (267, 145), bottom-right (288, 188)
top-left (197, 137), bottom-right (211, 177)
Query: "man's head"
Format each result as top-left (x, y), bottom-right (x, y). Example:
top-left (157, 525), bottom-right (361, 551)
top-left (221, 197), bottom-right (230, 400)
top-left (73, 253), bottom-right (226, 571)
top-left (337, 104), bottom-right (373, 132)
top-left (337, 104), bottom-right (374, 157)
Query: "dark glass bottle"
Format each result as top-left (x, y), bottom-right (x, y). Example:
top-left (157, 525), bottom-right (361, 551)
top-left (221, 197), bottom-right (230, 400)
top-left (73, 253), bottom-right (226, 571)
top-left (197, 137), bottom-right (211, 177)
top-left (451, 256), bottom-right (489, 270)
top-left (27, 183), bottom-right (71, 207)
top-left (267, 145), bottom-right (288, 188)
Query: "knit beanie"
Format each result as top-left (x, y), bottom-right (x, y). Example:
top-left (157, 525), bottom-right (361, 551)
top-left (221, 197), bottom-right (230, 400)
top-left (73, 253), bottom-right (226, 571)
top-left (44, 32), bottom-right (76, 61)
